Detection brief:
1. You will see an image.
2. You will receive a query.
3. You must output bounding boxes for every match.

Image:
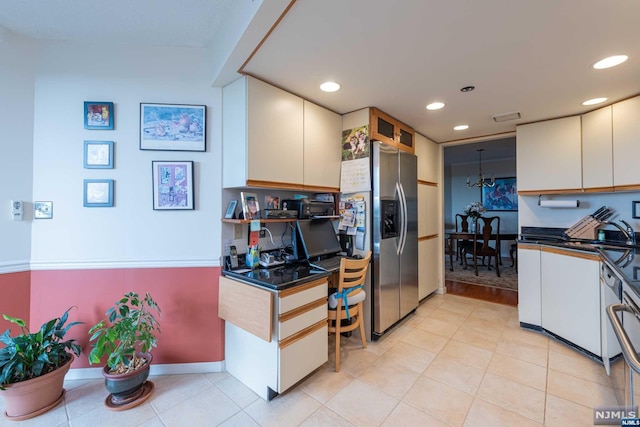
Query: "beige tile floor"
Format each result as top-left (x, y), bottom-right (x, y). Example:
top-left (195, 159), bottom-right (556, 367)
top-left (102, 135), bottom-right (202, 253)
top-left (0, 293), bottom-right (625, 426)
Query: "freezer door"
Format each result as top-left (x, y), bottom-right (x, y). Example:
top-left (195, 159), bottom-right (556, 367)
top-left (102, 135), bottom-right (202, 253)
top-left (372, 142), bottom-right (401, 335)
top-left (399, 150), bottom-right (419, 317)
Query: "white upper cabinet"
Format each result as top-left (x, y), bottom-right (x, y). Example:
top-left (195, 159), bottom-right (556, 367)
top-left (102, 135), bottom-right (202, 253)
top-left (303, 100), bottom-right (342, 191)
top-left (581, 106), bottom-right (613, 191)
top-left (223, 76), bottom-right (341, 191)
top-left (613, 96), bottom-right (640, 190)
top-left (516, 116), bottom-right (582, 193)
top-left (415, 133), bottom-right (439, 183)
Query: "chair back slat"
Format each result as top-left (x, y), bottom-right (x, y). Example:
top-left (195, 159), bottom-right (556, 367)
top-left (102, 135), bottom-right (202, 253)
top-left (338, 252), bottom-right (371, 298)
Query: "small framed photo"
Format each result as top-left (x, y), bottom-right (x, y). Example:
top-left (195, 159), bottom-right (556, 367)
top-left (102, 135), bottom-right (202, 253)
top-left (34, 201), bottom-right (53, 219)
top-left (633, 201), bottom-right (640, 219)
top-left (225, 200), bottom-right (238, 219)
top-left (152, 161), bottom-right (194, 210)
top-left (84, 102), bottom-right (114, 130)
top-left (241, 192), bottom-right (260, 220)
top-left (140, 103), bottom-right (206, 151)
top-left (84, 179), bottom-right (114, 207)
top-left (84, 141), bottom-right (114, 169)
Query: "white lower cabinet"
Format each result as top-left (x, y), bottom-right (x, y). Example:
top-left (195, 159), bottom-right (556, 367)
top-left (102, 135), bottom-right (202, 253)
top-left (540, 247), bottom-right (601, 356)
top-left (517, 243), bottom-right (542, 326)
top-left (220, 277), bottom-right (328, 400)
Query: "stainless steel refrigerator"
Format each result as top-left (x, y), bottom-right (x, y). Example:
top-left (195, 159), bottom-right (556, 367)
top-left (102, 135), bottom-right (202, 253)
top-left (372, 141), bottom-right (419, 338)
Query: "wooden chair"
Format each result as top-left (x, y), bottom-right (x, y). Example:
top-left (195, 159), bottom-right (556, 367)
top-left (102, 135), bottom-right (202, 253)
top-left (327, 251), bottom-right (371, 372)
top-left (454, 213), bottom-right (470, 262)
top-left (462, 216), bottom-right (501, 277)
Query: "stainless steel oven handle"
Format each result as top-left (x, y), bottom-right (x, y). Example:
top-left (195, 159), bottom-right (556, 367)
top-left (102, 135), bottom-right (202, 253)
top-left (607, 303), bottom-right (640, 374)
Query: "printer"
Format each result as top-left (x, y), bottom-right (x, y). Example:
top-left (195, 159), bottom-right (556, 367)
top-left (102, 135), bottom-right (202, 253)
top-left (281, 199), bottom-right (335, 219)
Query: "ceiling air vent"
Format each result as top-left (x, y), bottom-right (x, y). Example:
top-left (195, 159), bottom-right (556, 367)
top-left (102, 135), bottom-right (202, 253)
top-left (492, 111), bottom-right (521, 122)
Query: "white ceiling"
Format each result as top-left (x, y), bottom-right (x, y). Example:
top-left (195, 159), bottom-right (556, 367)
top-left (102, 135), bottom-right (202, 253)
top-left (2, 0), bottom-right (639, 145)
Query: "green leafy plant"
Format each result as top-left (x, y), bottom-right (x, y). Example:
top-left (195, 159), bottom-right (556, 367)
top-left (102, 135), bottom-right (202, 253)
top-left (0, 307), bottom-right (82, 390)
top-left (88, 292), bottom-right (161, 374)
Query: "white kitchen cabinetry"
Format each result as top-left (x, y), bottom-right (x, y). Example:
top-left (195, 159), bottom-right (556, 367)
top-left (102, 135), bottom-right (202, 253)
top-left (582, 106), bottom-right (613, 192)
top-left (219, 276), bottom-right (328, 400)
top-left (516, 116), bottom-right (582, 193)
top-left (222, 76), bottom-right (341, 192)
top-left (517, 243), bottom-right (542, 326)
top-left (303, 100), bottom-right (342, 191)
top-left (540, 247), bottom-right (601, 356)
top-left (613, 96), bottom-right (640, 190)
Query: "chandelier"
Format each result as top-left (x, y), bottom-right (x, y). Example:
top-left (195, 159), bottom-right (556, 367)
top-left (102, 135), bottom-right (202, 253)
top-left (467, 148), bottom-right (495, 188)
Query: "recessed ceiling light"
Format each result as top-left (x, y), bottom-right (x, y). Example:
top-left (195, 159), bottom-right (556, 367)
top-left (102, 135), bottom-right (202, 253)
top-left (460, 86), bottom-right (475, 92)
top-left (454, 125), bottom-right (469, 131)
top-left (320, 81), bottom-right (341, 92)
top-left (426, 102), bottom-right (445, 110)
top-left (593, 55), bottom-right (628, 69)
top-left (582, 97), bottom-right (608, 106)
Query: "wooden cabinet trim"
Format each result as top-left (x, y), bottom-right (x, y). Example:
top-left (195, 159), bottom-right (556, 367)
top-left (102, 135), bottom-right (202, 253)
top-left (279, 298), bottom-right (327, 323)
top-left (279, 278), bottom-right (327, 298)
top-left (418, 234), bottom-right (438, 241)
top-left (418, 180), bottom-right (438, 187)
top-left (540, 245), bottom-right (600, 261)
top-left (246, 179), bottom-right (305, 191)
top-left (518, 242), bottom-right (541, 250)
top-left (279, 320), bottom-right (327, 349)
top-left (219, 276), bottom-right (273, 342)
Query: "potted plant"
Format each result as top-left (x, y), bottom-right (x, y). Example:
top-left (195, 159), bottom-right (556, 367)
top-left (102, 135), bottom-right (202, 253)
top-left (0, 307), bottom-right (82, 420)
top-left (88, 292), bottom-right (160, 409)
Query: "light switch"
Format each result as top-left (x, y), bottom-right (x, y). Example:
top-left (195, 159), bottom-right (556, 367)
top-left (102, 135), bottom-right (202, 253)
top-left (11, 200), bottom-right (23, 221)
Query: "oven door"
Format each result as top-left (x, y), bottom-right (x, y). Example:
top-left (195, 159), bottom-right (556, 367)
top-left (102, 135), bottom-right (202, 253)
top-left (607, 292), bottom-right (640, 408)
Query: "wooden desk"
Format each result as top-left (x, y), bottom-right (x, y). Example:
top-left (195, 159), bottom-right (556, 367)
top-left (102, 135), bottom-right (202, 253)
top-left (447, 232), bottom-right (518, 271)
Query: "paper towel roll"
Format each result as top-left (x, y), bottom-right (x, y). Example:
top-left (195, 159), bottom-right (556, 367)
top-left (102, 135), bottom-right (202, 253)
top-left (539, 200), bottom-right (580, 208)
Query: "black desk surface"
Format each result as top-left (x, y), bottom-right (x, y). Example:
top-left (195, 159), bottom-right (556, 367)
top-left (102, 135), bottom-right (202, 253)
top-left (223, 262), bottom-right (331, 291)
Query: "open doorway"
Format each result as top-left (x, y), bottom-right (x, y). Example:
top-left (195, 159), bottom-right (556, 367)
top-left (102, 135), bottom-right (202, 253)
top-left (443, 137), bottom-right (518, 305)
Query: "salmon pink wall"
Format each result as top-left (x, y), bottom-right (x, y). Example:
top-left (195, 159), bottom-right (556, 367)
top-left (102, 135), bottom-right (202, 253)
top-left (0, 272), bottom-right (31, 338)
top-left (29, 267), bottom-right (223, 369)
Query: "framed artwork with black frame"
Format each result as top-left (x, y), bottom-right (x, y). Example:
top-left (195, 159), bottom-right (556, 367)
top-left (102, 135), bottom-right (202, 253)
top-left (482, 177), bottom-right (518, 211)
top-left (633, 201), bottom-right (640, 219)
top-left (152, 160), bottom-right (194, 210)
top-left (140, 103), bottom-right (206, 151)
top-left (84, 102), bottom-right (114, 130)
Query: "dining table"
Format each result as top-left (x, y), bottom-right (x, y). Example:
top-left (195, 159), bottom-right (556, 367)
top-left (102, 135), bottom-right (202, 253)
top-left (446, 230), bottom-right (519, 271)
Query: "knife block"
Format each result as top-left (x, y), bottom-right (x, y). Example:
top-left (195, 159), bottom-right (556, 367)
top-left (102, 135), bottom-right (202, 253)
top-left (565, 215), bottom-right (600, 240)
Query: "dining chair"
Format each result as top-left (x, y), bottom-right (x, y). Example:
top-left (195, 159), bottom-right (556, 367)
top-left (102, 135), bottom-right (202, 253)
top-left (462, 216), bottom-right (501, 277)
top-left (327, 251), bottom-right (371, 372)
top-left (454, 213), bottom-right (470, 262)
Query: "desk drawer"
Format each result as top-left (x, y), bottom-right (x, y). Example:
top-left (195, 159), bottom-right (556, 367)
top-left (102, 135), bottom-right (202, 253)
top-left (279, 321), bottom-right (328, 392)
top-left (278, 300), bottom-right (327, 340)
top-left (278, 279), bottom-right (327, 314)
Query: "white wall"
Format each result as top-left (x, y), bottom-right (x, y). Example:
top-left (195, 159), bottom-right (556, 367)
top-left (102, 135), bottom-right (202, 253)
top-left (29, 42), bottom-right (222, 267)
top-left (0, 34), bottom-right (36, 271)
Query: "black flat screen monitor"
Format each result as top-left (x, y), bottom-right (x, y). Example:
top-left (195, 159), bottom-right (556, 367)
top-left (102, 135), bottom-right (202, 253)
top-left (296, 219), bottom-right (342, 259)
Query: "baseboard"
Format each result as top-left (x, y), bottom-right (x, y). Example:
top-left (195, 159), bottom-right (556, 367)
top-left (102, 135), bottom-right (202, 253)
top-left (65, 361), bottom-right (225, 380)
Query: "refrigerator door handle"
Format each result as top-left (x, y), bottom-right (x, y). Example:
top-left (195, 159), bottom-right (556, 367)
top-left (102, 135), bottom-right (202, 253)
top-left (398, 182), bottom-right (408, 254)
top-left (395, 182), bottom-right (403, 255)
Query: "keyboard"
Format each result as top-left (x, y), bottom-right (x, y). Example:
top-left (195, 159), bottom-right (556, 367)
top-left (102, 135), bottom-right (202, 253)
top-left (309, 256), bottom-right (344, 271)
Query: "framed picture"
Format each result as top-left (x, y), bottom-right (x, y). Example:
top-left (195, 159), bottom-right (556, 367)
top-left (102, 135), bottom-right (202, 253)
top-left (84, 141), bottom-right (114, 169)
top-left (152, 161), bottom-right (194, 210)
top-left (84, 179), bottom-right (114, 207)
top-left (84, 102), bottom-right (114, 130)
top-left (633, 201), bottom-right (640, 219)
top-left (34, 201), bottom-right (53, 219)
top-left (241, 192), bottom-right (260, 220)
top-left (140, 103), bottom-right (206, 151)
top-left (482, 177), bottom-right (518, 211)
top-left (225, 200), bottom-right (238, 219)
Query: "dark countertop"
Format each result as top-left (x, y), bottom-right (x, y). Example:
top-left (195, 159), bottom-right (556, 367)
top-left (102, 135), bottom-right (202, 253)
top-left (222, 263), bottom-right (332, 291)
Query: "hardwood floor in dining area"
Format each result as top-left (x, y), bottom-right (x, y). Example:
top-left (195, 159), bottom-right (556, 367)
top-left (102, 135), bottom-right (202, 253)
top-left (445, 280), bottom-right (518, 307)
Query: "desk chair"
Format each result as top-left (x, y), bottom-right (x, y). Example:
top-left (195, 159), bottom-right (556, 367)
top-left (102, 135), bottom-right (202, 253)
top-left (462, 216), bottom-right (501, 277)
top-left (327, 251), bottom-right (371, 372)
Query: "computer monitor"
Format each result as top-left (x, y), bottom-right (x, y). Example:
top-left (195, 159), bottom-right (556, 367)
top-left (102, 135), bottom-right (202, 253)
top-left (295, 219), bottom-right (342, 260)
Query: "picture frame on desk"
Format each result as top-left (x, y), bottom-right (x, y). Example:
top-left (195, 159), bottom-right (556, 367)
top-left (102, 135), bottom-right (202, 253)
top-left (225, 200), bottom-right (237, 219)
top-left (482, 177), bottom-right (518, 211)
top-left (241, 192), bottom-right (260, 220)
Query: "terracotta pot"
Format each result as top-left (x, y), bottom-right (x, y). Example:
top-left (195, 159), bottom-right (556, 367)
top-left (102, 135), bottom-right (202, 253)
top-left (1, 355), bottom-right (73, 420)
top-left (102, 353), bottom-right (152, 406)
